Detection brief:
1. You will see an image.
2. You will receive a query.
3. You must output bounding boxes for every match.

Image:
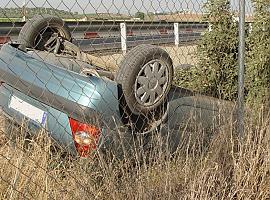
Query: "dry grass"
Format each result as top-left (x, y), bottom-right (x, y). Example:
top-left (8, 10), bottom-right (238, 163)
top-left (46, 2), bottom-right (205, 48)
top-left (0, 110), bottom-right (270, 200)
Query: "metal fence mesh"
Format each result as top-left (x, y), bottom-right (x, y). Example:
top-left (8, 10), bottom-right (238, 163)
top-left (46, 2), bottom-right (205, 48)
top-left (1, 0), bottom-right (270, 199)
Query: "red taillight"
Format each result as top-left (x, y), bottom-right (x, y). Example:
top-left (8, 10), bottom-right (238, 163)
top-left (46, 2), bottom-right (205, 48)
top-left (0, 36), bottom-right (10, 44)
top-left (69, 118), bottom-right (101, 157)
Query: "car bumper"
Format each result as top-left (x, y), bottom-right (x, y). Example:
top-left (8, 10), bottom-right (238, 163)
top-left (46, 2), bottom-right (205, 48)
top-left (0, 84), bottom-right (131, 156)
top-left (0, 84), bottom-right (78, 152)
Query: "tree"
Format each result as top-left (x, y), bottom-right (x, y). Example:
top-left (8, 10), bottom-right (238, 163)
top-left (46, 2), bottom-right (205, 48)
top-left (135, 12), bottom-right (145, 20)
top-left (197, 0), bottom-right (239, 100)
top-left (246, 0), bottom-right (270, 104)
top-left (175, 0), bottom-right (239, 100)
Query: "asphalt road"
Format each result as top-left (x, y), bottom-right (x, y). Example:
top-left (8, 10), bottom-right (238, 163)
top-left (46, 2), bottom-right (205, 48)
top-left (75, 32), bottom-right (201, 52)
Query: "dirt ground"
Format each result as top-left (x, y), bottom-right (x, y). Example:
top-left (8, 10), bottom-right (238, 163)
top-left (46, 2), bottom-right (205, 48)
top-left (88, 45), bottom-right (197, 71)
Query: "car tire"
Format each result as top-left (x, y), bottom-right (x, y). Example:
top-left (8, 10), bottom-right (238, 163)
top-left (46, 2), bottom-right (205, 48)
top-left (115, 44), bottom-right (173, 115)
top-left (18, 14), bottom-right (71, 52)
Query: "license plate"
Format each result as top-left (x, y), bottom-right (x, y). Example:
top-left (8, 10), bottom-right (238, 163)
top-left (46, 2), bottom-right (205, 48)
top-left (9, 95), bottom-right (47, 127)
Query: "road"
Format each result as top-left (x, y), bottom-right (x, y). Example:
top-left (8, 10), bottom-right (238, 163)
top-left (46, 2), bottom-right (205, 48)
top-left (0, 20), bottom-right (204, 52)
top-left (75, 32), bottom-right (201, 52)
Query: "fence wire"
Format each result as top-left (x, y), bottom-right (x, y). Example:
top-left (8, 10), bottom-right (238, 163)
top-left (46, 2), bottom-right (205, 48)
top-left (1, 0), bottom-right (270, 199)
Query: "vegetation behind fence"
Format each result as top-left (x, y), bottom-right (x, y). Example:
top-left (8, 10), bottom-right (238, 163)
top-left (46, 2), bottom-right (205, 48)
top-left (1, 0), bottom-right (270, 199)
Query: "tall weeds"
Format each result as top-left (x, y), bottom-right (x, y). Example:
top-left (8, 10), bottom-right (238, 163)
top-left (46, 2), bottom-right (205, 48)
top-left (0, 109), bottom-right (270, 199)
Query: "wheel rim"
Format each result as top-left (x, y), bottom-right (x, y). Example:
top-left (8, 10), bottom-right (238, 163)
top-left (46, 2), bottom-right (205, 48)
top-left (135, 59), bottom-right (169, 107)
top-left (34, 27), bottom-right (64, 52)
top-left (44, 32), bottom-right (61, 53)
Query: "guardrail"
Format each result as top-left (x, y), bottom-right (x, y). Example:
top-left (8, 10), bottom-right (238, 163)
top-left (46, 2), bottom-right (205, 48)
top-left (75, 32), bottom-right (201, 52)
top-left (0, 20), bottom-right (208, 36)
top-left (0, 20), bottom-right (207, 52)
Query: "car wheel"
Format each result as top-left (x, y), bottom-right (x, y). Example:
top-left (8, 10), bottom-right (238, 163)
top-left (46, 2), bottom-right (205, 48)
top-left (115, 44), bottom-right (173, 115)
top-left (18, 14), bottom-right (71, 53)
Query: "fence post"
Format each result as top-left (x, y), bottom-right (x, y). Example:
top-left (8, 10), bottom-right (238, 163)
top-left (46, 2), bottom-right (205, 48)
top-left (208, 23), bottom-right (213, 32)
top-left (120, 22), bottom-right (127, 54)
top-left (248, 23), bottom-right (252, 34)
top-left (22, 0), bottom-right (26, 22)
top-left (237, 0), bottom-right (246, 138)
top-left (174, 23), bottom-right (179, 47)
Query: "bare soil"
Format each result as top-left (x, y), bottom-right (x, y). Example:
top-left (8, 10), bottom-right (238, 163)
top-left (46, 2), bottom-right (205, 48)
top-left (90, 45), bottom-right (197, 71)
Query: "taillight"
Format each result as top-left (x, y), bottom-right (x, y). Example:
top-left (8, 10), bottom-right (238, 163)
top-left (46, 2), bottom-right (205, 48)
top-left (69, 118), bottom-right (101, 157)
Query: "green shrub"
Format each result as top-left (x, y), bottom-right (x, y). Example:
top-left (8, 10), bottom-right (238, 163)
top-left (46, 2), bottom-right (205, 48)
top-left (246, 0), bottom-right (270, 105)
top-left (175, 0), bottom-right (239, 100)
top-left (175, 0), bottom-right (270, 105)
top-left (135, 12), bottom-right (145, 20)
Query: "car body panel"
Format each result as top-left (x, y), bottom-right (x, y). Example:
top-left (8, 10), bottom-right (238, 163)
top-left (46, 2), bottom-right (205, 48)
top-left (0, 44), bottom-right (122, 126)
top-left (167, 92), bottom-right (236, 130)
top-left (0, 44), bottom-right (236, 156)
top-left (0, 84), bottom-right (76, 152)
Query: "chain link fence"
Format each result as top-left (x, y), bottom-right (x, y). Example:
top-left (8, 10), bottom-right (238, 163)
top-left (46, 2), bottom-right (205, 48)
top-left (1, 0), bottom-right (270, 199)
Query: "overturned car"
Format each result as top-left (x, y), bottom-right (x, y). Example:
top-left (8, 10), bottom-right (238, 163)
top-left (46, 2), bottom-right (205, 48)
top-left (0, 15), bottom-right (233, 157)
